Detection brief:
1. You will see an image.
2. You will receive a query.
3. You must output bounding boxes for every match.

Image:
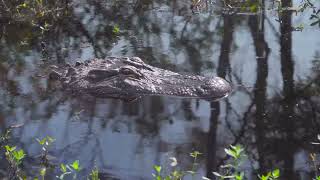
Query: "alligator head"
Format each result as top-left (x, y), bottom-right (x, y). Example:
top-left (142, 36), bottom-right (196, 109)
top-left (49, 57), bottom-right (232, 101)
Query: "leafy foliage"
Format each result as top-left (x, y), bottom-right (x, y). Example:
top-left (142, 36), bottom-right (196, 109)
top-left (152, 151), bottom-right (202, 180)
top-left (57, 160), bottom-right (82, 179)
top-left (88, 167), bottom-right (100, 180)
top-left (0, 133), bottom-right (99, 179)
top-left (258, 169), bottom-right (280, 180)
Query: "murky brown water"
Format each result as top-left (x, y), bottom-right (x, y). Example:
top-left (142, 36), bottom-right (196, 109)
top-left (0, 0), bottom-right (320, 179)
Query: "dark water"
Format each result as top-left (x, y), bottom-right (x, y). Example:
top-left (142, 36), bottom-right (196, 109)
top-left (0, 0), bottom-right (320, 179)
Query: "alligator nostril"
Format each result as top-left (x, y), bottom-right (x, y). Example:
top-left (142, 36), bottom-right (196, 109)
top-left (75, 61), bottom-right (83, 66)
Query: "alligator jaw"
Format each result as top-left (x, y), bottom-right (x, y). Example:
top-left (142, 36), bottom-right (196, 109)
top-left (138, 75), bottom-right (232, 101)
top-left (105, 73), bottom-right (232, 101)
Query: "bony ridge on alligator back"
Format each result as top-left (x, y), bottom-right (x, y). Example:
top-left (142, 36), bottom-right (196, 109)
top-left (49, 57), bottom-right (232, 101)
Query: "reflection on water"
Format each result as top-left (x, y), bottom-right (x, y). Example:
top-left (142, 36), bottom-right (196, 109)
top-left (0, 0), bottom-right (320, 179)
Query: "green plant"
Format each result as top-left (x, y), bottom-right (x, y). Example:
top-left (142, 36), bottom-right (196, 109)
top-left (39, 167), bottom-right (46, 180)
top-left (36, 136), bottom-right (55, 167)
top-left (152, 151), bottom-right (202, 180)
top-left (112, 24), bottom-right (120, 35)
top-left (258, 169), bottom-right (280, 180)
top-left (212, 145), bottom-right (246, 180)
top-left (4, 145), bottom-right (26, 179)
top-left (188, 151), bottom-right (202, 178)
top-left (209, 145), bottom-right (281, 180)
top-left (88, 167), bottom-right (100, 180)
top-left (4, 145), bottom-right (26, 165)
top-left (1, 134), bottom-right (105, 179)
top-left (57, 160), bottom-right (82, 180)
top-left (152, 165), bottom-right (163, 180)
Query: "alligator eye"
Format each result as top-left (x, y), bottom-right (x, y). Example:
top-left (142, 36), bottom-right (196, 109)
top-left (119, 67), bottom-right (143, 78)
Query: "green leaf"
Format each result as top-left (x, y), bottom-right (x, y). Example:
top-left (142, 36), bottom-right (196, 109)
top-left (89, 167), bottom-right (100, 180)
top-left (259, 174), bottom-right (271, 180)
top-left (190, 151), bottom-right (202, 158)
top-left (37, 138), bottom-right (46, 145)
top-left (260, 175), bottom-right (268, 180)
top-left (60, 163), bottom-right (67, 173)
top-left (153, 165), bottom-right (162, 174)
top-left (250, 4), bottom-right (258, 12)
top-left (272, 169), bottom-right (280, 178)
top-left (47, 136), bottom-right (55, 143)
top-left (71, 160), bottom-right (81, 171)
top-left (17, 3), bottom-right (28, 8)
top-left (235, 172), bottom-right (244, 180)
top-left (12, 149), bottom-right (26, 162)
top-left (171, 170), bottom-right (182, 178)
top-left (232, 145), bottom-right (244, 157)
top-left (225, 145), bottom-right (244, 159)
top-left (152, 174), bottom-right (162, 180)
top-left (224, 148), bottom-right (237, 158)
top-left (112, 25), bottom-right (120, 35)
top-left (40, 167), bottom-right (46, 176)
top-left (4, 145), bottom-right (16, 152)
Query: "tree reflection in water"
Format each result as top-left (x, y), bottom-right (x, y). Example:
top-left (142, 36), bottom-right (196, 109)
top-left (0, 0), bottom-right (319, 179)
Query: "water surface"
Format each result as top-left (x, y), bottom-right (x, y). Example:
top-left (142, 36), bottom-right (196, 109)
top-left (0, 0), bottom-right (320, 179)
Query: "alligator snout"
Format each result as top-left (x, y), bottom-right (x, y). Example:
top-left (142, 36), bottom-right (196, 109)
top-left (147, 75), bottom-right (232, 101)
top-left (197, 77), bottom-right (232, 101)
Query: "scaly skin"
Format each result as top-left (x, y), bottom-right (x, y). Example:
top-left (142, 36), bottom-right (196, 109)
top-left (49, 57), bottom-right (232, 101)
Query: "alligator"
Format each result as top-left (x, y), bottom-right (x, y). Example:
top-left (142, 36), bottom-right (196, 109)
top-left (49, 57), bottom-right (232, 101)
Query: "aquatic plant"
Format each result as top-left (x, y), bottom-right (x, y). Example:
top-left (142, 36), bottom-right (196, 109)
top-left (88, 167), bottom-right (100, 180)
top-left (57, 160), bottom-right (81, 180)
top-left (212, 145), bottom-right (246, 180)
top-left (4, 145), bottom-right (26, 179)
top-left (150, 144), bottom-right (282, 180)
top-left (0, 132), bottom-right (100, 179)
top-left (152, 151), bottom-right (202, 180)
